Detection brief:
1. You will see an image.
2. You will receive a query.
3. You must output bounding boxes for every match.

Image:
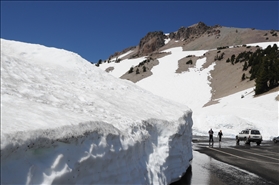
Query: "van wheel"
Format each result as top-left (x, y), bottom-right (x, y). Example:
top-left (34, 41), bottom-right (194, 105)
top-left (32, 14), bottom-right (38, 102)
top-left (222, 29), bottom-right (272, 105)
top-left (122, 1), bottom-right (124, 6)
top-left (256, 141), bottom-right (261, 146)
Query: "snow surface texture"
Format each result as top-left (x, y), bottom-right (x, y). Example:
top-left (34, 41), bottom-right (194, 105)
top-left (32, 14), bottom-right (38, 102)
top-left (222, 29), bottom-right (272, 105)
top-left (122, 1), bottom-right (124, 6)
top-left (1, 39), bottom-right (193, 184)
top-left (100, 41), bottom-right (279, 140)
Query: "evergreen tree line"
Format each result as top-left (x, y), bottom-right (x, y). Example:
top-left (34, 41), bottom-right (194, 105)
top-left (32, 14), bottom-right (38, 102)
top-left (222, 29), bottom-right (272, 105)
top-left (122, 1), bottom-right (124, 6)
top-left (128, 59), bottom-right (150, 74)
top-left (230, 44), bottom-right (279, 95)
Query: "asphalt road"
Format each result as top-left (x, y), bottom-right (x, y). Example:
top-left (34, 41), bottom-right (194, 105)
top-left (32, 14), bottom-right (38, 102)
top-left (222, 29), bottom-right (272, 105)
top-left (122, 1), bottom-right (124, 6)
top-left (171, 136), bottom-right (279, 185)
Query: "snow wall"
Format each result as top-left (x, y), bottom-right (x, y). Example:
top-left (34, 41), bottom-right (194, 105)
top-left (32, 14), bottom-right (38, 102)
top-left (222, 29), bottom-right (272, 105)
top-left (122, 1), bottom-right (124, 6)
top-left (1, 114), bottom-right (192, 184)
top-left (1, 39), bottom-right (193, 184)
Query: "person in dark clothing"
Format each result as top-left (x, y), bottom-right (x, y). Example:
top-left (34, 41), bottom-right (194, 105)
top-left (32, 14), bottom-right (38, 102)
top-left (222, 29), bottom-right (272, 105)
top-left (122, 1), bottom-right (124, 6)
top-left (218, 130), bottom-right (223, 142)
top-left (208, 128), bottom-right (214, 145)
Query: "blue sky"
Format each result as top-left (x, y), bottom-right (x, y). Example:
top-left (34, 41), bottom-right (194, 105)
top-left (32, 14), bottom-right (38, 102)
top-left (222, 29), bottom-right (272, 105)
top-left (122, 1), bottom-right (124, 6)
top-left (1, 1), bottom-right (278, 63)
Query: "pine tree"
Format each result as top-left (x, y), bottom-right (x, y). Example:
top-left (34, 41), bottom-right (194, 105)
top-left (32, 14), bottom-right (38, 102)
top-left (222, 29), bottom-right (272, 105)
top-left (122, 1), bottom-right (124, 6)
top-left (243, 61), bottom-right (248, 71)
top-left (241, 73), bottom-right (246, 81)
top-left (128, 67), bottom-right (133, 74)
top-left (186, 60), bottom-right (193, 64)
top-left (255, 60), bottom-right (269, 95)
top-left (267, 56), bottom-right (279, 88)
top-left (143, 66), bottom-right (147, 72)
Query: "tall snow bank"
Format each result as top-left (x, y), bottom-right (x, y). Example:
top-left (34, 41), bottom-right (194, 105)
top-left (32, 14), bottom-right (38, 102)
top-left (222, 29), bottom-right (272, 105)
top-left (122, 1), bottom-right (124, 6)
top-left (1, 39), bottom-right (193, 184)
top-left (2, 116), bottom-right (192, 184)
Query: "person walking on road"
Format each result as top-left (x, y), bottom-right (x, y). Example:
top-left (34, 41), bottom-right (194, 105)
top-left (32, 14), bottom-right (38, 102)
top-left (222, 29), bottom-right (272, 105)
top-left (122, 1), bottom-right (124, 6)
top-left (208, 128), bottom-right (214, 145)
top-left (218, 130), bottom-right (223, 142)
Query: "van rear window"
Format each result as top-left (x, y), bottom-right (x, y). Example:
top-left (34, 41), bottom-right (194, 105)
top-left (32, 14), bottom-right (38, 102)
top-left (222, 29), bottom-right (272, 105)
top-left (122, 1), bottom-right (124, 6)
top-left (251, 130), bottom-right (260, 134)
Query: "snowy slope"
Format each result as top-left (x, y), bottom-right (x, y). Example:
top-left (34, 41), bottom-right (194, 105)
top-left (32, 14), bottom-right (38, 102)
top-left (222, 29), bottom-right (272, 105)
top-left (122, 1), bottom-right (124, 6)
top-left (99, 41), bottom-right (279, 140)
top-left (1, 39), bottom-right (193, 184)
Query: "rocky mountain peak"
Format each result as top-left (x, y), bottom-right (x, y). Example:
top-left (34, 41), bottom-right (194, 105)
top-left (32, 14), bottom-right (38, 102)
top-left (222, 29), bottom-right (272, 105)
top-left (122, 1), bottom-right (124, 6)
top-left (169, 21), bottom-right (211, 40)
top-left (105, 22), bottom-right (278, 62)
top-left (134, 22), bottom-right (213, 57)
top-left (137, 31), bottom-right (167, 56)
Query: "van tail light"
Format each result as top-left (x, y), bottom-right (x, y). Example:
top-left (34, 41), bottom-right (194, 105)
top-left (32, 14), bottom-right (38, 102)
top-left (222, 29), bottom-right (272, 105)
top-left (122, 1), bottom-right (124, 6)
top-left (248, 135), bottom-right (250, 139)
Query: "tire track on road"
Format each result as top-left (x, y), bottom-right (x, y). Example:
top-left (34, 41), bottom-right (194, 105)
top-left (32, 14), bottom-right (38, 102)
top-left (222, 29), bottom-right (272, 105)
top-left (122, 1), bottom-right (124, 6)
top-left (229, 147), bottom-right (279, 161)
top-left (206, 146), bottom-right (279, 164)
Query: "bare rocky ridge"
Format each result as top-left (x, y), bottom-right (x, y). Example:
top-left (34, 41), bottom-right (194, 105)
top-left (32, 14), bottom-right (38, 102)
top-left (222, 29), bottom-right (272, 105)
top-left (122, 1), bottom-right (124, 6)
top-left (203, 46), bottom-right (258, 106)
top-left (106, 22), bottom-right (278, 61)
top-left (119, 52), bottom-right (171, 83)
top-left (99, 22), bottom-right (279, 105)
top-left (169, 22), bottom-right (212, 41)
top-left (120, 58), bottom-right (159, 83)
top-left (136, 31), bottom-right (167, 57)
top-left (108, 46), bottom-right (137, 61)
top-left (176, 55), bottom-right (201, 73)
top-left (182, 26), bottom-right (278, 51)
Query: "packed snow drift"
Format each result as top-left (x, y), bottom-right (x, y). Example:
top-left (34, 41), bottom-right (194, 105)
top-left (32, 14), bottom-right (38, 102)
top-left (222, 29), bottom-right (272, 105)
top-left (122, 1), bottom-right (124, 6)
top-left (1, 39), bottom-right (193, 184)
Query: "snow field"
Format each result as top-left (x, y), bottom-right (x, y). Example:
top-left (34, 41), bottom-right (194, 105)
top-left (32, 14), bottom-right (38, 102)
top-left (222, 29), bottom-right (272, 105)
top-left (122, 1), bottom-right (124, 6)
top-left (136, 47), bottom-right (213, 112)
top-left (103, 41), bottom-right (278, 140)
top-left (99, 56), bottom-right (147, 77)
top-left (195, 87), bottom-right (279, 139)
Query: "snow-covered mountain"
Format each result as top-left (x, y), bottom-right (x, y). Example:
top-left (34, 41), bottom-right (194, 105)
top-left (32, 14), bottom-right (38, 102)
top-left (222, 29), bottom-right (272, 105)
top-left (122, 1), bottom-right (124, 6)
top-left (99, 35), bottom-right (279, 140)
top-left (1, 39), bottom-right (193, 184)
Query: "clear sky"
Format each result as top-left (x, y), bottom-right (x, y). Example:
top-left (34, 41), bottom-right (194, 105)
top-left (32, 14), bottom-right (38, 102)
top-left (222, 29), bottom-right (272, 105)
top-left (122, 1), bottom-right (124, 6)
top-left (1, 1), bottom-right (278, 63)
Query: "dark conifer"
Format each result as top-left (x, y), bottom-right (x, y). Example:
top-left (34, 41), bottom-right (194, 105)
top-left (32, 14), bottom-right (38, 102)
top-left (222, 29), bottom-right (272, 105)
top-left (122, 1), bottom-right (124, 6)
top-left (128, 67), bottom-right (134, 74)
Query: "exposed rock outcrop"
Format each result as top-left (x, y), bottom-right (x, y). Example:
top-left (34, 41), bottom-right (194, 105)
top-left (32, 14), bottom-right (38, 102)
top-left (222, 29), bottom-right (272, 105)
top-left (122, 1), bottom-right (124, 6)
top-left (137, 31), bottom-right (167, 56)
top-left (108, 46), bottom-right (136, 60)
top-left (120, 58), bottom-right (159, 83)
top-left (169, 22), bottom-right (212, 41)
top-left (133, 22), bottom-right (214, 58)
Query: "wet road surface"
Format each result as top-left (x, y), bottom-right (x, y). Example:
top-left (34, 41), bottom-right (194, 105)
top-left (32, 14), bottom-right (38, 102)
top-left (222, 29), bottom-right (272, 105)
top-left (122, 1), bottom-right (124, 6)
top-left (171, 136), bottom-right (279, 185)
